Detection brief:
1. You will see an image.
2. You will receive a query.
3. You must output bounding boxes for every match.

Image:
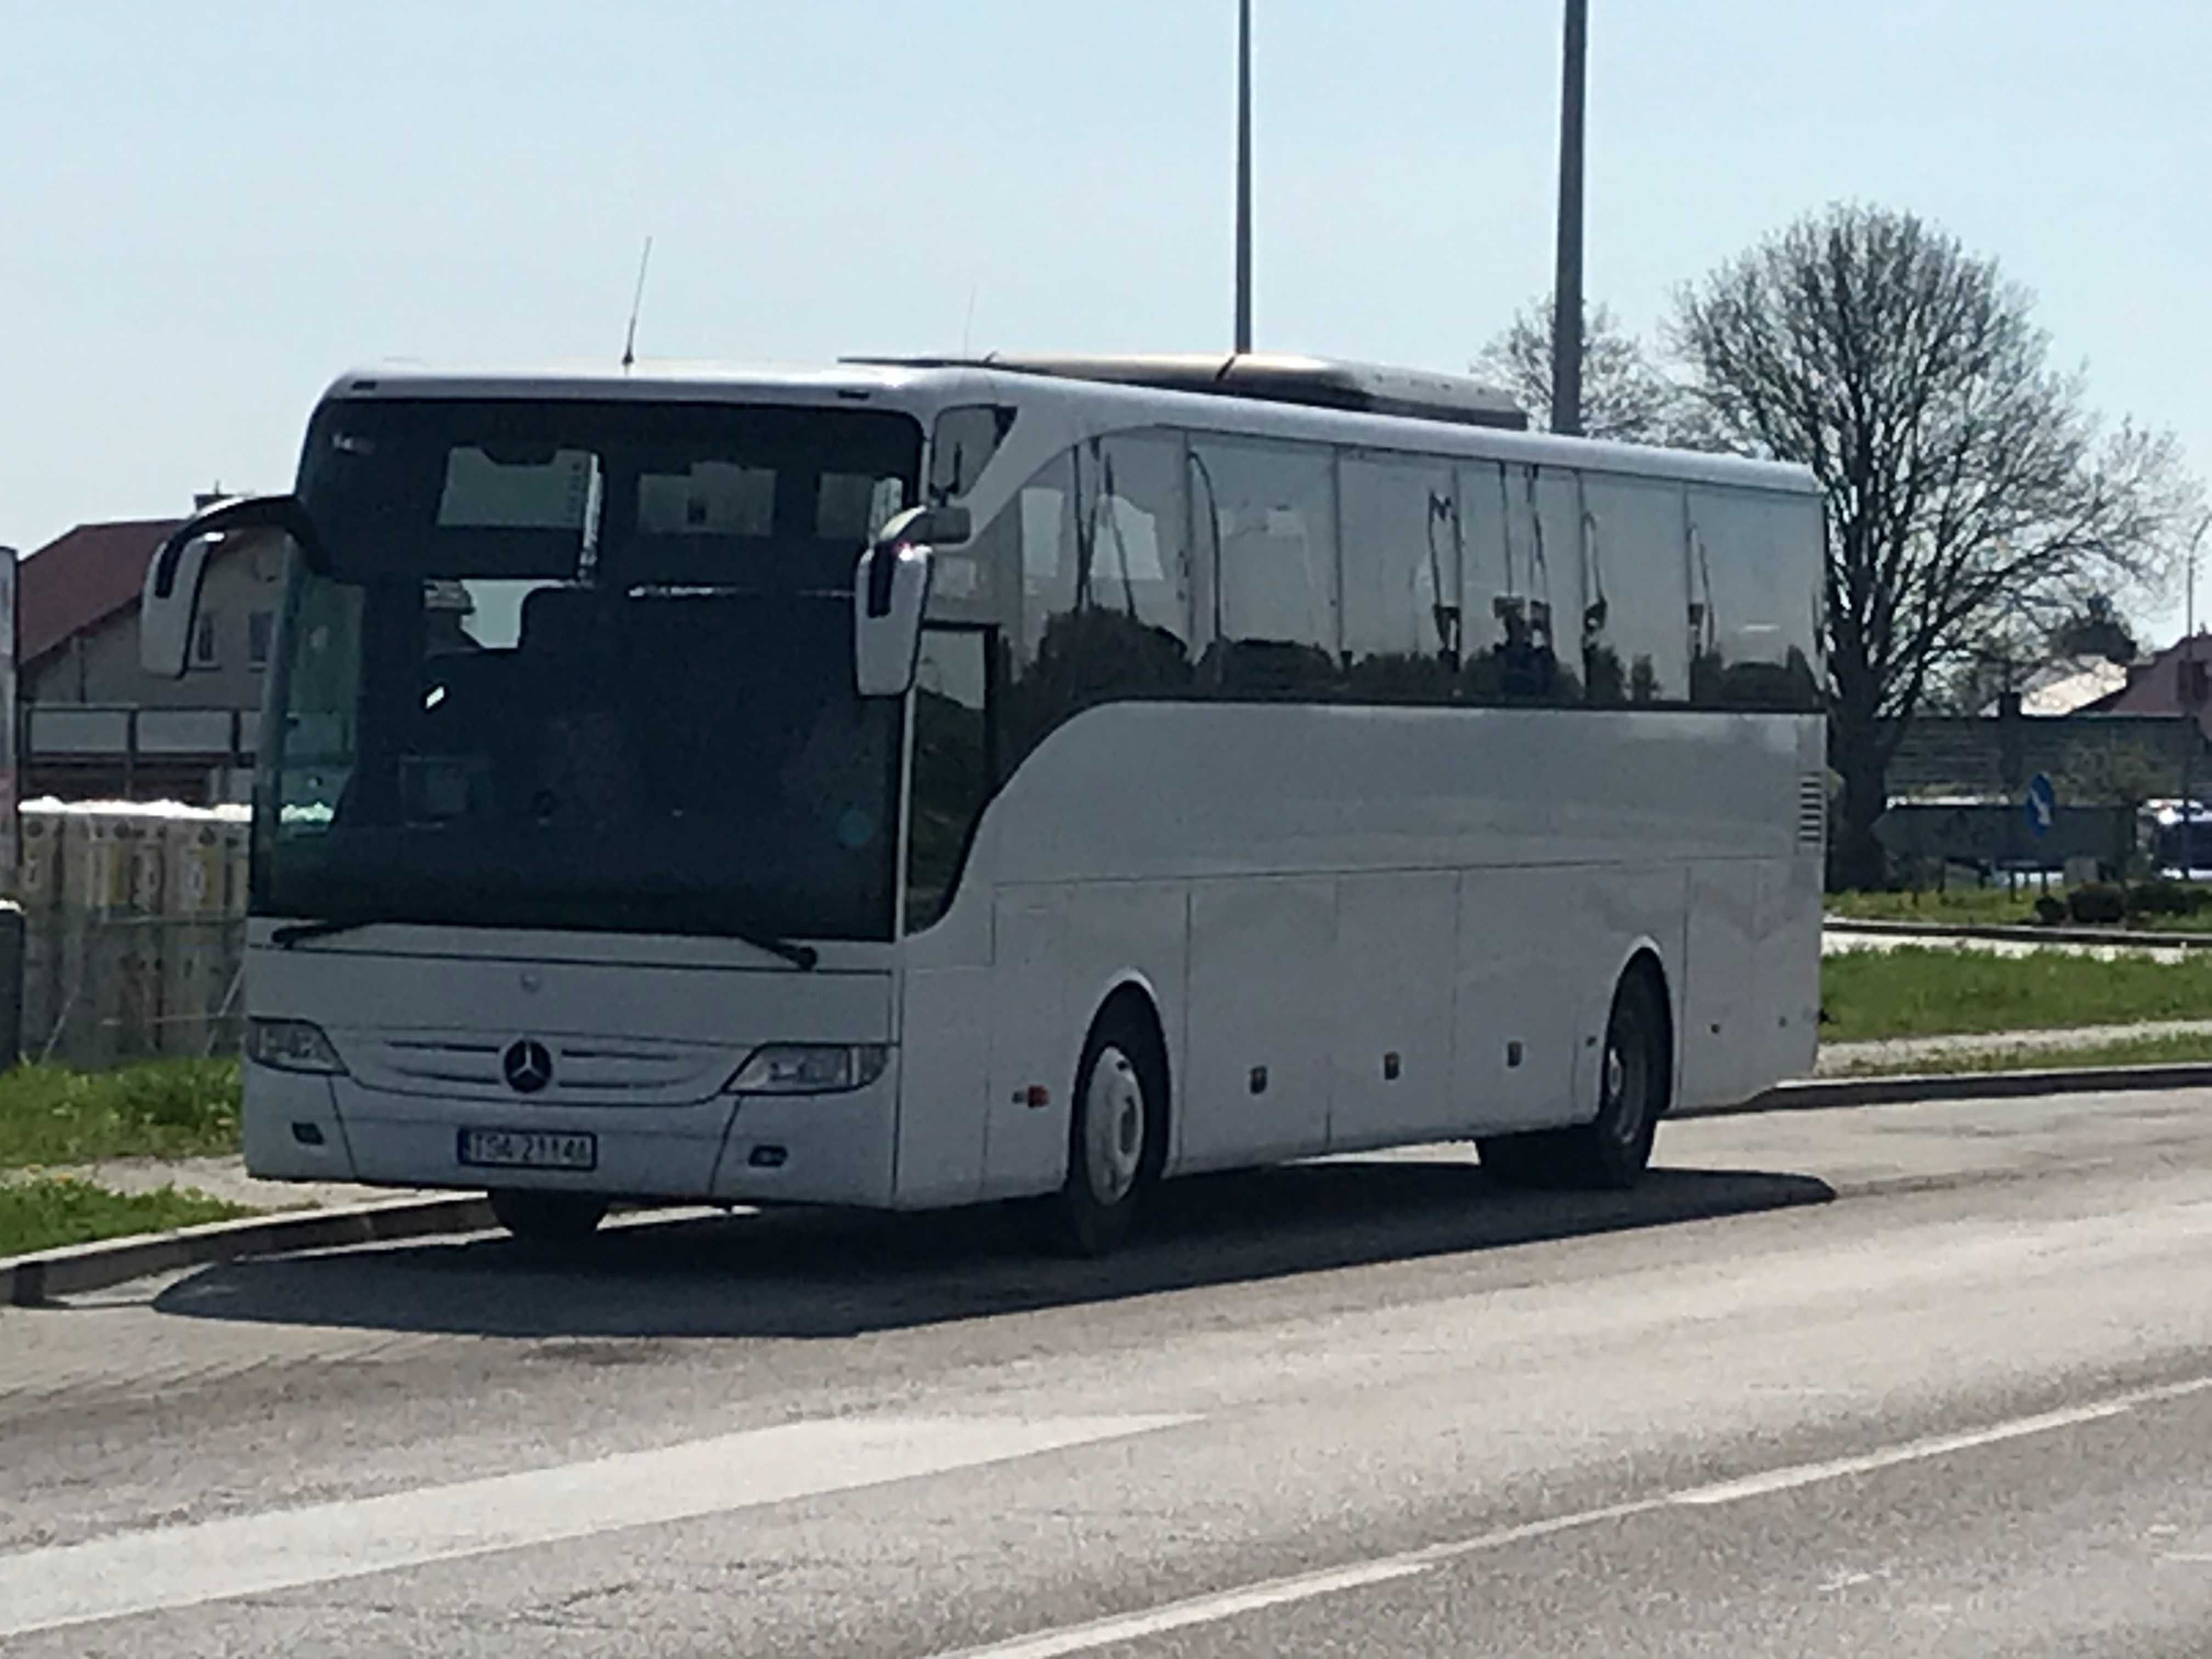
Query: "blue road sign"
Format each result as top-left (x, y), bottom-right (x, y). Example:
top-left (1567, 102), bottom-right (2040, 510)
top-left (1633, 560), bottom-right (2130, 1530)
top-left (2025, 772), bottom-right (2057, 838)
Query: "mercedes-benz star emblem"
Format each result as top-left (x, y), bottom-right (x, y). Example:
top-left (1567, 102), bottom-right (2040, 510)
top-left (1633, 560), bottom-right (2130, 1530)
top-left (502, 1039), bottom-right (554, 1095)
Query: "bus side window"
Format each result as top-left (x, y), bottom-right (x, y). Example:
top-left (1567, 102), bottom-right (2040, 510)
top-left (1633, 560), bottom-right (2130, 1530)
top-left (1458, 461), bottom-right (1579, 706)
top-left (1578, 473), bottom-right (1690, 706)
top-left (1191, 438), bottom-right (1338, 695)
top-left (928, 405), bottom-right (1017, 506)
top-left (1688, 488), bottom-right (1824, 711)
top-left (1003, 436), bottom-right (1195, 764)
top-left (1339, 453), bottom-right (1461, 703)
top-left (906, 626), bottom-right (995, 933)
top-left (1075, 432), bottom-right (1196, 664)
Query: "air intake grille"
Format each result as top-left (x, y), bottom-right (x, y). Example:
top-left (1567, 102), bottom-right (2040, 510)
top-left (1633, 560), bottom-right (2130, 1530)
top-left (1797, 775), bottom-right (1828, 849)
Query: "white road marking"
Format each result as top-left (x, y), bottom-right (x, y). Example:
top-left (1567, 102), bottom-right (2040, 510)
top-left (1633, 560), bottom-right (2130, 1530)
top-left (941, 1373), bottom-right (2212, 1658)
top-left (0, 1413), bottom-right (1188, 1641)
top-left (956, 1561), bottom-right (1432, 1659)
top-left (1665, 1400), bottom-right (2134, 1506)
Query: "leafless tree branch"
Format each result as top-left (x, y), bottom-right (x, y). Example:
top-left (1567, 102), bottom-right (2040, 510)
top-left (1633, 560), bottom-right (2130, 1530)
top-left (1667, 203), bottom-right (2199, 887)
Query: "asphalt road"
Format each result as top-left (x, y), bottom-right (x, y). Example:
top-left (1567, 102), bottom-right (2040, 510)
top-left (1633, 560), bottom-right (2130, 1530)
top-left (5, 1087), bottom-right (2212, 1657)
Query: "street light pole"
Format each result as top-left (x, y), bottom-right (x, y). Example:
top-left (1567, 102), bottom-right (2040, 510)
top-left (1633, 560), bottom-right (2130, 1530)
top-left (2181, 513), bottom-right (2210, 868)
top-left (1549, 0), bottom-right (1588, 436)
top-left (1234, 0), bottom-right (1253, 354)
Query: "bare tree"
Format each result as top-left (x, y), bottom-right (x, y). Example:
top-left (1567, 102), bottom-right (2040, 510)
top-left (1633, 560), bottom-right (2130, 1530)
top-left (1476, 296), bottom-right (1681, 444)
top-left (2050, 592), bottom-right (2140, 665)
top-left (1669, 204), bottom-right (2197, 889)
top-left (1929, 590), bottom-right (2139, 714)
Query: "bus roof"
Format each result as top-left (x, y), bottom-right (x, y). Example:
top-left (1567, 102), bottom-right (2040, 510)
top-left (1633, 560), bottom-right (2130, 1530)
top-left (317, 357), bottom-right (1819, 497)
top-left (851, 353), bottom-right (1530, 431)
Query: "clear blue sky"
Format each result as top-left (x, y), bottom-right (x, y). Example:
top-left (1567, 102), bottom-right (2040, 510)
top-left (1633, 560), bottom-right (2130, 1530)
top-left (5, 0), bottom-right (2209, 639)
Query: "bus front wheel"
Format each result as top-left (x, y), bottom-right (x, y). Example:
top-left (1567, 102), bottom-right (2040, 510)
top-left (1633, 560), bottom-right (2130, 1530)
top-left (489, 1189), bottom-right (609, 1244)
top-left (1478, 965), bottom-right (1668, 1191)
top-left (1043, 1001), bottom-right (1166, 1257)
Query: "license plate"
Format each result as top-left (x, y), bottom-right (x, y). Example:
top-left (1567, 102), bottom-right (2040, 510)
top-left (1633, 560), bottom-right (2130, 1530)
top-left (456, 1128), bottom-right (597, 1172)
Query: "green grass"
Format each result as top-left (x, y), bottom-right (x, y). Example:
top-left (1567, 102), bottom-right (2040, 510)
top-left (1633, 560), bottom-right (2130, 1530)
top-left (0, 1059), bottom-right (241, 1171)
top-left (1827, 887), bottom-right (2055, 926)
top-left (0, 1176), bottom-right (251, 1258)
top-left (1826, 885), bottom-right (2212, 934)
top-left (1831, 1029), bottom-right (2212, 1078)
top-left (1820, 945), bottom-right (2212, 1042)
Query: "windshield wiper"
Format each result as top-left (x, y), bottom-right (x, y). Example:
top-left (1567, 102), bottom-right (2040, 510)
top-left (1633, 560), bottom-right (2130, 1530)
top-left (270, 917), bottom-right (378, 949)
top-left (733, 929), bottom-right (819, 971)
top-left (272, 915), bottom-right (816, 967)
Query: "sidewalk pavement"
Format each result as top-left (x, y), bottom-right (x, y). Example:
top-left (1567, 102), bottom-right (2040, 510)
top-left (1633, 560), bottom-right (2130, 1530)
top-left (1816, 1019), bottom-right (2212, 1076)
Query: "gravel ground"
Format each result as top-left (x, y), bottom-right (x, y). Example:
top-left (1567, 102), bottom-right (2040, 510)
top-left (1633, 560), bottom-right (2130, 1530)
top-left (1, 1156), bottom-right (427, 1212)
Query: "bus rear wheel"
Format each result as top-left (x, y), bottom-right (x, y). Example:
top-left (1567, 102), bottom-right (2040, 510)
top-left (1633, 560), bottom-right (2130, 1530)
top-left (1478, 966), bottom-right (1667, 1191)
top-left (1043, 1001), bottom-right (1166, 1257)
top-left (489, 1189), bottom-right (609, 1243)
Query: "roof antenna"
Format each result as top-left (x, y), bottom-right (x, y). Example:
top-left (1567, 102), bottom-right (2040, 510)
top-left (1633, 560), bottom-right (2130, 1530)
top-left (961, 284), bottom-right (979, 358)
top-left (620, 236), bottom-right (654, 373)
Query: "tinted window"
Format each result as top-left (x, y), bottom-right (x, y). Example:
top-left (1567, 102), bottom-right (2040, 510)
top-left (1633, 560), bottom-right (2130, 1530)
top-left (299, 399), bottom-right (921, 592)
top-left (907, 627), bottom-right (994, 931)
top-left (1081, 432), bottom-right (1193, 648)
top-left (1000, 437), bottom-right (1197, 765)
top-left (267, 399), bottom-right (922, 940)
top-left (928, 405), bottom-right (1015, 505)
top-left (1579, 474), bottom-right (1689, 704)
top-left (1340, 454), bottom-right (1461, 702)
top-left (1459, 460), bottom-right (1572, 703)
top-left (1191, 438), bottom-right (1337, 693)
top-left (1688, 487), bottom-right (1824, 710)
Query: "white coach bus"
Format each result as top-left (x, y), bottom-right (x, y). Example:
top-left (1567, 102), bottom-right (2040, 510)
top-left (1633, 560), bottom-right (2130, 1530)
top-left (140, 353), bottom-right (1825, 1254)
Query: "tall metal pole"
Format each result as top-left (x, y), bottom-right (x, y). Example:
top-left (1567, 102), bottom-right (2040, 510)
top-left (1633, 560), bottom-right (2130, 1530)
top-left (1548, 0), bottom-right (1588, 435)
top-left (1234, 0), bottom-right (1254, 354)
top-left (2183, 515), bottom-right (2209, 865)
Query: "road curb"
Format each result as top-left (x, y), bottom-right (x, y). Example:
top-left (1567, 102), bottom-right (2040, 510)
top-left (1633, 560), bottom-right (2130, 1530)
top-left (1, 1193), bottom-right (494, 1307)
top-left (1824, 916), bottom-right (2212, 950)
top-left (10, 1058), bottom-right (2212, 1302)
top-left (1685, 1062), bottom-right (2212, 1119)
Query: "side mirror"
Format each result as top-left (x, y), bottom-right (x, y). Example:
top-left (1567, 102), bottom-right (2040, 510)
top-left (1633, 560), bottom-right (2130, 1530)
top-left (854, 506), bottom-right (962, 697)
top-left (142, 494), bottom-right (324, 679)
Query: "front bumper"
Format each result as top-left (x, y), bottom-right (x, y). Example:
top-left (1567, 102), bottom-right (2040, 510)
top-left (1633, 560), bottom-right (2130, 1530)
top-left (240, 1059), bottom-right (902, 1209)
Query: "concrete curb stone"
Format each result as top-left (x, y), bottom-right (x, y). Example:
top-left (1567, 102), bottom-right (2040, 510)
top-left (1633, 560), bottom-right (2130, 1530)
top-left (2, 1193), bottom-right (493, 1306)
top-left (12, 1060), bottom-right (2212, 1302)
top-left (1684, 1062), bottom-right (2212, 1119)
top-left (1824, 916), bottom-right (2212, 950)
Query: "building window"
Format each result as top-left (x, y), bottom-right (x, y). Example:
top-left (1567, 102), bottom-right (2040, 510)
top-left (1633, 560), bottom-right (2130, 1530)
top-left (248, 610), bottom-right (274, 669)
top-left (191, 611), bottom-right (220, 670)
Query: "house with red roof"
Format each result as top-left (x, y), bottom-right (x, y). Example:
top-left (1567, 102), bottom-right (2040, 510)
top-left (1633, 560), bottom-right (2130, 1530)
top-left (16, 501), bottom-right (283, 802)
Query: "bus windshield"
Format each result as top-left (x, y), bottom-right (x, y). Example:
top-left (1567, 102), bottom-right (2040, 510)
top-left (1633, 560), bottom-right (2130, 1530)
top-left (258, 397), bottom-right (922, 941)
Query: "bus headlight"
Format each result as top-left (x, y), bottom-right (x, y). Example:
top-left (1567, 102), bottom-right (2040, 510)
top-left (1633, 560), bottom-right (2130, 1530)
top-left (724, 1045), bottom-right (889, 1096)
top-left (247, 1018), bottom-right (347, 1075)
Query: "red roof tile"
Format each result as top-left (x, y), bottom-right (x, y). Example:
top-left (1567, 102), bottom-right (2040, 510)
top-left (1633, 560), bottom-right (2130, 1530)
top-left (18, 519), bottom-right (182, 666)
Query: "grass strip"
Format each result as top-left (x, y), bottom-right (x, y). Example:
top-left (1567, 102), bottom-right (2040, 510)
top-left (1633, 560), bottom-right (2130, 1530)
top-left (1827, 888), bottom-right (2060, 926)
top-left (1830, 1030), bottom-right (2212, 1079)
top-left (0, 1059), bottom-right (241, 1170)
top-left (1826, 887), bottom-right (2212, 934)
top-left (1820, 946), bottom-right (2212, 1042)
top-left (0, 1177), bottom-right (252, 1258)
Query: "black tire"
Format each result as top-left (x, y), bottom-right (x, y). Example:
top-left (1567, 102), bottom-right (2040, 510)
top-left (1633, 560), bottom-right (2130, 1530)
top-left (1478, 966), bottom-right (1668, 1191)
top-left (489, 1189), bottom-right (609, 1243)
top-left (1042, 1001), bottom-right (1167, 1257)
